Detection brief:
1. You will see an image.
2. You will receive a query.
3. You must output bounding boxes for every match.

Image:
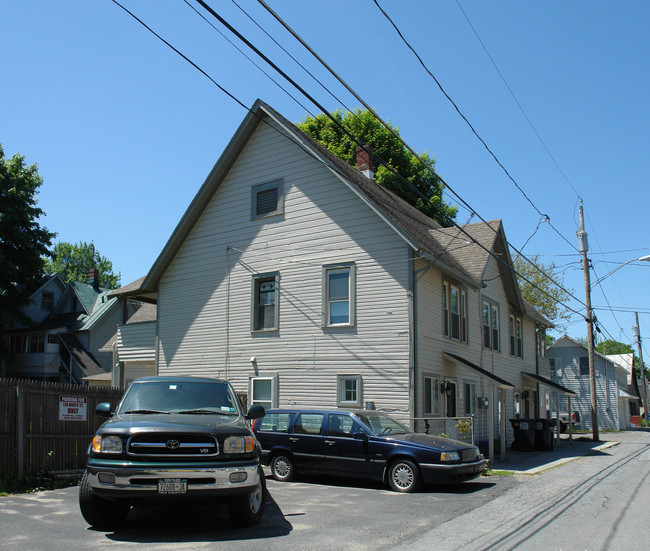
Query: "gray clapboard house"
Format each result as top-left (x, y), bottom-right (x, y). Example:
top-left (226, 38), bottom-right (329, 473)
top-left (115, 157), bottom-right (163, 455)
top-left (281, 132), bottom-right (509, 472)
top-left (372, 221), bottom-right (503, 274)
top-left (111, 99), bottom-right (566, 457)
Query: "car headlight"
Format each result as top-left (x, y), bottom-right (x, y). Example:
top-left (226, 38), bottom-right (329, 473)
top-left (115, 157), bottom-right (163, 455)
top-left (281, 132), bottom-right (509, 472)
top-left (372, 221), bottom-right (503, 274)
top-left (440, 451), bottom-right (460, 462)
top-left (91, 435), bottom-right (123, 454)
top-left (223, 436), bottom-right (255, 454)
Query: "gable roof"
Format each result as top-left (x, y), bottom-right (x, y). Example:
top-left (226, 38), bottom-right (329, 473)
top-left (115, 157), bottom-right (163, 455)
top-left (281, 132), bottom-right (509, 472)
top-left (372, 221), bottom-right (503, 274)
top-left (125, 99), bottom-right (486, 297)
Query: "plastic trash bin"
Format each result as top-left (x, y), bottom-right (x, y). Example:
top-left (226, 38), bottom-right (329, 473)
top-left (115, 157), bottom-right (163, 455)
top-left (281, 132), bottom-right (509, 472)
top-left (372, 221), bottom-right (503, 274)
top-left (534, 418), bottom-right (555, 451)
top-left (509, 418), bottom-right (535, 451)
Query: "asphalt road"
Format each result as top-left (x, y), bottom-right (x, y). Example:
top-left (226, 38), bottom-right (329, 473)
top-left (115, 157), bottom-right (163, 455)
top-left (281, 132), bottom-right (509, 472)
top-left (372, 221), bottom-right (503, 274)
top-left (1, 470), bottom-right (515, 551)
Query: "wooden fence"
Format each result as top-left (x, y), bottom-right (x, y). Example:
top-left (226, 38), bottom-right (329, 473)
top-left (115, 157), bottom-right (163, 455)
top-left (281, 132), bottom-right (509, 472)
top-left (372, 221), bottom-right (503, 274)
top-left (0, 378), bottom-right (125, 479)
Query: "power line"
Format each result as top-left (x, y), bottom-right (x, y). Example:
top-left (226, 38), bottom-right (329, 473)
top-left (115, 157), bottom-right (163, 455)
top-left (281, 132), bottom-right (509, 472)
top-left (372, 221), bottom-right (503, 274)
top-left (111, 0), bottom-right (586, 321)
top-left (371, 0), bottom-right (579, 254)
top-left (454, 0), bottom-right (582, 200)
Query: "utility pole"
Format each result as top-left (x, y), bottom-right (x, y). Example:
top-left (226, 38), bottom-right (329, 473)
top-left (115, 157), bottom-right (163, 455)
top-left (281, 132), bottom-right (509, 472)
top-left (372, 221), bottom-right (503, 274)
top-left (578, 202), bottom-right (599, 441)
top-left (633, 312), bottom-right (649, 426)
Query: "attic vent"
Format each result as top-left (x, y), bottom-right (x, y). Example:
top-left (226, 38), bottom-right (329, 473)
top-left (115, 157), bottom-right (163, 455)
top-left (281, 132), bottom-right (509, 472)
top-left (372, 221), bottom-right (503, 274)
top-left (256, 188), bottom-right (278, 216)
top-left (251, 180), bottom-right (284, 220)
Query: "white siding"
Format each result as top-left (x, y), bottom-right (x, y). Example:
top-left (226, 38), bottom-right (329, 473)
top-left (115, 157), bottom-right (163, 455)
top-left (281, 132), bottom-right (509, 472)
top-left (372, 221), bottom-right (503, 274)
top-left (117, 322), bottom-right (156, 362)
top-left (156, 118), bottom-right (412, 416)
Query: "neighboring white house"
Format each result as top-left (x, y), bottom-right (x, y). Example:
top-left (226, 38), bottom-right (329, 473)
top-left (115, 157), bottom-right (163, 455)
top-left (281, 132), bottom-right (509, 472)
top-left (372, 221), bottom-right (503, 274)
top-left (548, 336), bottom-right (639, 430)
top-left (110, 100), bottom-right (568, 459)
top-left (2, 270), bottom-right (141, 385)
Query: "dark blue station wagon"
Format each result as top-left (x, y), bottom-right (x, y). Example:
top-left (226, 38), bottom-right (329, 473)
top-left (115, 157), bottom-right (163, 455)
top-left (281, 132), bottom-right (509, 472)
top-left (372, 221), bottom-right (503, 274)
top-left (252, 409), bottom-right (487, 492)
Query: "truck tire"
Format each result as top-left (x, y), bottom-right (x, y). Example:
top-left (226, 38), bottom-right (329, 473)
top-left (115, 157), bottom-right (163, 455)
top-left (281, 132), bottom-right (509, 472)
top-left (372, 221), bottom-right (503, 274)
top-left (227, 467), bottom-right (266, 526)
top-left (79, 471), bottom-right (131, 530)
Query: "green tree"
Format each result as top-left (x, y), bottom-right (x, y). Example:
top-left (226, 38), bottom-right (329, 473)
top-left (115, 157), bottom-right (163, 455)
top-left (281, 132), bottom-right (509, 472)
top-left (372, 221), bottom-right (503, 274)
top-left (595, 339), bottom-right (633, 356)
top-left (0, 145), bottom-right (55, 326)
top-left (513, 254), bottom-right (572, 330)
top-left (43, 241), bottom-right (120, 290)
top-left (297, 109), bottom-right (457, 226)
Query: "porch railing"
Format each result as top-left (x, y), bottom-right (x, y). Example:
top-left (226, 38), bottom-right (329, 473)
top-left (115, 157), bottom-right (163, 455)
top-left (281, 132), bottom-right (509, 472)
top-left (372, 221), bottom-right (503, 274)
top-left (410, 416), bottom-right (475, 445)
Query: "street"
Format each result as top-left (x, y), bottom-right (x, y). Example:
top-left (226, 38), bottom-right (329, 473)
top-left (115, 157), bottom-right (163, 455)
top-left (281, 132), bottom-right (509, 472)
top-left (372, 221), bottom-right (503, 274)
top-left (1, 431), bottom-right (649, 550)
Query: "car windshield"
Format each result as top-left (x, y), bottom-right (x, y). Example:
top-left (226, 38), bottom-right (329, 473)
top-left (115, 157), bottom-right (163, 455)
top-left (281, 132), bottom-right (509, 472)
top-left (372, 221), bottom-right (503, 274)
top-left (119, 381), bottom-right (239, 415)
top-left (355, 412), bottom-right (412, 436)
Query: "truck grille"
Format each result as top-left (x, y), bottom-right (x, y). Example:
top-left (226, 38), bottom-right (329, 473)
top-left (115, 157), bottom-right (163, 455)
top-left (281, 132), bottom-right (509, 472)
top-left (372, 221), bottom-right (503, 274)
top-left (127, 434), bottom-right (219, 458)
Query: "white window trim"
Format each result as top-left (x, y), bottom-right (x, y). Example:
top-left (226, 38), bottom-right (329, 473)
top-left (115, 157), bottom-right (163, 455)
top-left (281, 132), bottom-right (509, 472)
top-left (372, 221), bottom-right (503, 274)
top-left (337, 374), bottom-right (362, 407)
top-left (249, 375), bottom-right (278, 409)
top-left (251, 272), bottom-right (280, 332)
top-left (251, 179), bottom-right (284, 220)
top-left (443, 280), bottom-right (468, 343)
top-left (509, 314), bottom-right (523, 358)
top-left (483, 299), bottom-right (500, 352)
top-left (323, 263), bottom-right (356, 328)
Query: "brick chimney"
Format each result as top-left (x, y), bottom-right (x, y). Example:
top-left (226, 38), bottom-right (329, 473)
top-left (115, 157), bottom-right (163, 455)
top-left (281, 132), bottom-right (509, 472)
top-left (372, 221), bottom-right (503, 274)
top-left (356, 145), bottom-right (374, 180)
top-left (88, 268), bottom-right (99, 290)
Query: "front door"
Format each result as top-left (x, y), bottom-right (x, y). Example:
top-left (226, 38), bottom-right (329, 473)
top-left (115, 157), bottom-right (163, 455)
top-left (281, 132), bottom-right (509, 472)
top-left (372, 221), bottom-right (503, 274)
top-left (322, 413), bottom-right (373, 477)
top-left (446, 382), bottom-right (457, 417)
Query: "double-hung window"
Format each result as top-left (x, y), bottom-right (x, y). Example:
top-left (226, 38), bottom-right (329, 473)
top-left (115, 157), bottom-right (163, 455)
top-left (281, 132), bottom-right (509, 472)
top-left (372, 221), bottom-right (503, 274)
top-left (443, 281), bottom-right (467, 343)
top-left (464, 381), bottom-right (476, 415)
top-left (41, 291), bottom-right (54, 311)
top-left (249, 376), bottom-right (277, 409)
top-left (579, 357), bottom-right (589, 376)
top-left (423, 375), bottom-right (440, 415)
top-left (324, 264), bottom-right (355, 327)
top-left (337, 374), bottom-right (362, 407)
top-left (252, 273), bottom-right (279, 331)
top-left (483, 300), bottom-right (500, 351)
top-left (251, 180), bottom-right (284, 220)
top-left (509, 314), bottom-right (523, 358)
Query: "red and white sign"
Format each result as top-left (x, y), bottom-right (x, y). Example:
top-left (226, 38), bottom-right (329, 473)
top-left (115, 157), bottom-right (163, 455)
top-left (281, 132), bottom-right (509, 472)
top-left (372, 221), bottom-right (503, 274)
top-left (59, 395), bottom-right (88, 421)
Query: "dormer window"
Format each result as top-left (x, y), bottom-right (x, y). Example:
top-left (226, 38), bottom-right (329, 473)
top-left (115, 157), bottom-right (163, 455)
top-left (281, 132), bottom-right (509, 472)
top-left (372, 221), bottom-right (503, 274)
top-left (41, 291), bottom-right (54, 311)
top-left (251, 180), bottom-right (284, 220)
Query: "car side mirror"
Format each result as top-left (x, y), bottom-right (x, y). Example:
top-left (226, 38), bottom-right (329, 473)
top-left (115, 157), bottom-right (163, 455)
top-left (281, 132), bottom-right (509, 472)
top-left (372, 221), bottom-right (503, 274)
top-left (353, 432), bottom-right (368, 441)
top-left (246, 404), bottom-right (265, 420)
top-left (96, 402), bottom-right (113, 418)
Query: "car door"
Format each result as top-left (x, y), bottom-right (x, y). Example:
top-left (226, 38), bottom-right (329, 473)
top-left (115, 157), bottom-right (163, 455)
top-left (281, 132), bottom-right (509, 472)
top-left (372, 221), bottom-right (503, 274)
top-left (322, 413), bottom-right (374, 478)
top-left (288, 412), bottom-right (326, 472)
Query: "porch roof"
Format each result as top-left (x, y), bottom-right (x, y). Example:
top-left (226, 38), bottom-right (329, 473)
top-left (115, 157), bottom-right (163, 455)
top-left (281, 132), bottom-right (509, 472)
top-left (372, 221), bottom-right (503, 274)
top-left (443, 352), bottom-right (515, 389)
top-left (522, 372), bottom-right (576, 396)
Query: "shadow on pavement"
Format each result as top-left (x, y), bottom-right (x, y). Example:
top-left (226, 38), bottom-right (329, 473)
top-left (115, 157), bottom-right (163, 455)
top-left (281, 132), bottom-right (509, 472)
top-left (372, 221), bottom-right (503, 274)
top-left (101, 492), bottom-right (291, 543)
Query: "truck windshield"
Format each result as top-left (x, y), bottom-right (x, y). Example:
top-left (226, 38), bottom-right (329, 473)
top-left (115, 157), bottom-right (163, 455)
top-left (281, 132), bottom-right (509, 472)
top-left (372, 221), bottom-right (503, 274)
top-left (119, 381), bottom-right (239, 415)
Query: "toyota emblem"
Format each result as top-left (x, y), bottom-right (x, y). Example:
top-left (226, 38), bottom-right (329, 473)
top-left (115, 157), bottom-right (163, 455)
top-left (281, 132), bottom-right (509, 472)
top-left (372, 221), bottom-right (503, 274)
top-left (166, 439), bottom-right (180, 450)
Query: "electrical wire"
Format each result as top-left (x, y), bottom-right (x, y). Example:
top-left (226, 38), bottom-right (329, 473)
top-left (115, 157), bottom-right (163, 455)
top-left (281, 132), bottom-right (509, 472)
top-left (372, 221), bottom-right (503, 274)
top-left (371, 0), bottom-right (579, 254)
top-left (111, 0), bottom-right (586, 322)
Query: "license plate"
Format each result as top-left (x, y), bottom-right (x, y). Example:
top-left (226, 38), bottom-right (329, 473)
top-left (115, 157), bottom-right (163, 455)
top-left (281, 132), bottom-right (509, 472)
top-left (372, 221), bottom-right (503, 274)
top-left (158, 479), bottom-right (187, 494)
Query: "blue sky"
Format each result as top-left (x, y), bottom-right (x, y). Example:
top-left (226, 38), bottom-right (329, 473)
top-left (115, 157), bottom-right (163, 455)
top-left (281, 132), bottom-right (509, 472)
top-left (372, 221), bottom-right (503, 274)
top-left (2, 1), bottom-right (649, 349)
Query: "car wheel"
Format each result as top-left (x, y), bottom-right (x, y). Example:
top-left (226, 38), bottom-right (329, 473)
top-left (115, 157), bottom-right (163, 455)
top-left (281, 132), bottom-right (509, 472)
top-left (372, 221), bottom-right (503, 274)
top-left (228, 467), bottom-right (266, 526)
top-left (388, 459), bottom-right (421, 493)
top-left (78, 471), bottom-right (131, 530)
top-left (271, 453), bottom-right (295, 482)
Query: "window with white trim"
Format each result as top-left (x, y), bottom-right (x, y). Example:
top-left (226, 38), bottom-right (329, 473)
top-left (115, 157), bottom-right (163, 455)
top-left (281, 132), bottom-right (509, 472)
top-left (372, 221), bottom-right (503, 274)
top-left (337, 374), bottom-right (362, 407)
top-left (252, 273), bottom-right (279, 331)
top-left (509, 314), bottom-right (523, 358)
top-left (443, 281), bottom-right (467, 343)
top-left (324, 264), bottom-right (355, 327)
top-left (464, 381), bottom-right (477, 415)
top-left (249, 375), bottom-right (278, 409)
top-left (579, 357), bottom-right (589, 376)
top-left (482, 299), bottom-right (500, 351)
top-left (251, 180), bottom-right (283, 220)
top-left (423, 375), bottom-right (440, 415)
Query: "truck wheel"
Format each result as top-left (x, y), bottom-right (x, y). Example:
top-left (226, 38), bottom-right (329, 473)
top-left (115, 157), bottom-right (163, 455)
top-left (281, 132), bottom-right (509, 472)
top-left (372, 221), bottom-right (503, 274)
top-left (79, 472), bottom-right (130, 530)
top-left (387, 459), bottom-right (421, 493)
top-left (271, 453), bottom-right (295, 482)
top-left (228, 467), bottom-right (266, 526)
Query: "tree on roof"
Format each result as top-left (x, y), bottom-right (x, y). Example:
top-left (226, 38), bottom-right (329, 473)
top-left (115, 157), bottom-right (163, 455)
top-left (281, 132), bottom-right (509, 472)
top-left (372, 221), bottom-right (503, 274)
top-left (297, 109), bottom-right (457, 226)
top-left (43, 241), bottom-right (120, 290)
top-left (513, 253), bottom-right (572, 331)
top-left (0, 145), bottom-right (55, 326)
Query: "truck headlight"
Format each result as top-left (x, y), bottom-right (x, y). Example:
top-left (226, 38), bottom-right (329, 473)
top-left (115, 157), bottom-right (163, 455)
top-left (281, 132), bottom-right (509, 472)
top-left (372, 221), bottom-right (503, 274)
top-left (92, 435), bottom-right (123, 454)
top-left (223, 436), bottom-right (255, 454)
top-left (440, 451), bottom-right (460, 462)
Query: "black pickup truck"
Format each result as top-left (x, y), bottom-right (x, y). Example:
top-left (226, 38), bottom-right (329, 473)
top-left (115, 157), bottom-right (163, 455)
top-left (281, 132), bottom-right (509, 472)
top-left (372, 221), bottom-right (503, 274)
top-left (79, 376), bottom-right (265, 530)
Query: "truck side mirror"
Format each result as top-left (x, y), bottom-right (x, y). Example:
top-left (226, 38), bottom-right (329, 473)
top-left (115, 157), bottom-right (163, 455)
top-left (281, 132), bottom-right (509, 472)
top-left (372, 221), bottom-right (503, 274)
top-left (96, 402), bottom-right (113, 418)
top-left (246, 405), bottom-right (265, 420)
